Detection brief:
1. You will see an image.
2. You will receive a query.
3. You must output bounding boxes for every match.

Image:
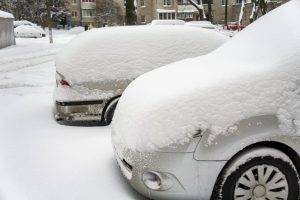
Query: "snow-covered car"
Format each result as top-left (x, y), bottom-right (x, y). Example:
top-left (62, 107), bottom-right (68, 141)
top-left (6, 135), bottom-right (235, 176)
top-left (184, 21), bottom-right (219, 30)
top-left (14, 20), bottom-right (46, 37)
top-left (185, 21), bottom-right (236, 37)
top-left (14, 25), bottom-right (43, 38)
top-left (112, 1), bottom-right (300, 199)
top-left (54, 26), bottom-right (228, 125)
top-left (150, 19), bottom-right (185, 25)
top-left (13, 20), bottom-right (34, 28)
top-left (220, 29), bottom-right (236, 38)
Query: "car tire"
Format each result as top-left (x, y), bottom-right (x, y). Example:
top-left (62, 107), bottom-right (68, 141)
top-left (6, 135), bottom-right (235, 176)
top-left (212, 147), bottom-right (299, 200)
top-left (104, 99), bottom-right (119, 125)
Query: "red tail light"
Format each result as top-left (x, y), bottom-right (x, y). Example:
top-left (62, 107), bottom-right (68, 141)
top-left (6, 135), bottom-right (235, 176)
top-left (60, 80), bottom-right (70, 87)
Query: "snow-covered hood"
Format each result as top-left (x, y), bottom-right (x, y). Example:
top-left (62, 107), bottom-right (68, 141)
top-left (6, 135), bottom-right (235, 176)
top-left (112, 0), bottom-right (300, 152)
top-left (55, 25), bottom-right (228, 84)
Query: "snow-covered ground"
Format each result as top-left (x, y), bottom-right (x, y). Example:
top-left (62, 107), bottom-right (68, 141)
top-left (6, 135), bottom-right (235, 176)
top-left (0, 30), bottom-right (146, 200)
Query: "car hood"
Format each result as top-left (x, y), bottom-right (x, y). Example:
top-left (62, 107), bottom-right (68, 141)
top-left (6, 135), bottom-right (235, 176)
top-left (112, 0), bottom-right (300, 153)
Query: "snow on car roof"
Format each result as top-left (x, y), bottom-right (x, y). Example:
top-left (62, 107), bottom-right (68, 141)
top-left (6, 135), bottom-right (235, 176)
top-left (0, 10), bottom-right (14, 19)
top-left (151, 19), bottom-right (185, 25)
top-left (112, 0), bottom-right (300, 152)
top-left (14, 20), bottom-right (34, 26)
top-left (14, 25), bottom-right (42, 34)
top-left (55, 25), bottom-right (228, 83)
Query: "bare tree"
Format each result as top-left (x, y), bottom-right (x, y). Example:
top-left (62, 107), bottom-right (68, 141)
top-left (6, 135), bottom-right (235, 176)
top-left (187, 0), bottom-right (205, 20)
top-left (96, 0), bottom-right (124, 27)
top-left (249, 0), bottom-right (267, 23)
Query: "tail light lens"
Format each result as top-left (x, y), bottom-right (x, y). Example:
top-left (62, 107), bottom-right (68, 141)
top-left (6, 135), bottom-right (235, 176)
top-left (56, 71), bottom-right (71, 87)
top-left (60, 80), bottom-right (70, 87)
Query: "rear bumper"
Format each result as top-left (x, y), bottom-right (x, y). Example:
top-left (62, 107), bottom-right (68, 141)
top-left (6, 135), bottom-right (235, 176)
top-left (55, 100), bottom-right (106, 125)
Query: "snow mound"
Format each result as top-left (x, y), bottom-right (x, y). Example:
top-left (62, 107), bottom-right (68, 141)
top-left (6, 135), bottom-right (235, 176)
top-left (0, 10), bottom-right (14, 18)
top-left (112, 0), bottom-right (300, 152)
top-left (55, 25), bottom-right (228, 83)
top-left (68, 26), bottom-right (85, 34)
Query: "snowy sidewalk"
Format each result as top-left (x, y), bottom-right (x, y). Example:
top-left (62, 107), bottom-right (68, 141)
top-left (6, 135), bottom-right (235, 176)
top-left (0, 31), bottom-right (146, 200)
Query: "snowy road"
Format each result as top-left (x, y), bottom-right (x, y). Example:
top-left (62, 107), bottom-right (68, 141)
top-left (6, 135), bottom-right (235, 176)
top-left (0, 31), bottom-right (147, 200)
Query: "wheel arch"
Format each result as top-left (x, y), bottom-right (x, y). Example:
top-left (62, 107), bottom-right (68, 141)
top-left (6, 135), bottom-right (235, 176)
top-left (101, 95), bottom-right (121, 124)
top-left (210, 141), bottom-right (300, 199)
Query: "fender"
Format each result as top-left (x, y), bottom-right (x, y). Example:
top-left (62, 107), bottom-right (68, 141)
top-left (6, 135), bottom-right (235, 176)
top-left (194, 114), bottom-right (300, 161)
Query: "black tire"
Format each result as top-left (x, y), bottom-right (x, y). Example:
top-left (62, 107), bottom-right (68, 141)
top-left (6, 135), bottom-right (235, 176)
top-left (213, 149), bottom-right (299, 200)
top-left (104, 100), bottom-right (118, 125)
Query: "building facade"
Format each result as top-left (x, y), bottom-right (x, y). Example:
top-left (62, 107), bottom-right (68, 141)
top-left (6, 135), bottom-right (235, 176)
top-left (67, 0), bottom-right (125, 27)
top-left (136, 0), bottom-right (288, 25)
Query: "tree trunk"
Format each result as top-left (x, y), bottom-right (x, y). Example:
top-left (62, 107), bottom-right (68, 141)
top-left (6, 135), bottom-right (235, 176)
top-left (225, 0), bottom-right (228, 25)
top-left (188, 0), bottom-right (204, 20)
top-left (238, 0), bottom-right (245, 30)
top-left (46, 0), bottom-right (53, 44)
top-left (125, 0), bottom-right (136, 25)
top-left (207, 0), bottom-right (213, 22)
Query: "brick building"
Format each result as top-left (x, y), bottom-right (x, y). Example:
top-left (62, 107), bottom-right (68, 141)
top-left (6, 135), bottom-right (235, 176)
top-left (136, 0), bottom-right (288, 25)
top-left (67, 0), bottom-right (125, 27)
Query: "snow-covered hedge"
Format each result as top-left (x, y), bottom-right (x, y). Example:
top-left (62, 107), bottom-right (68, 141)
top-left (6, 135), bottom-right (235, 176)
top-left (112, 0), bottom-right (300, 152)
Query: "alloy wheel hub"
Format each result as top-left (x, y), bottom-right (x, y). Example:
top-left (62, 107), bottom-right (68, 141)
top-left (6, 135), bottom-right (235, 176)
top-left (252, 185), bottom-right (266, 198)
top-left (234, 164), bottom-right (288, 200)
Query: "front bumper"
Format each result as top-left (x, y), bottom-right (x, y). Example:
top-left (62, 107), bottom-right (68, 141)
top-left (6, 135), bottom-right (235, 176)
top-left (55, 100), bottom-right (106, 125)
top-left (114, 147), bottom-right (226, 200)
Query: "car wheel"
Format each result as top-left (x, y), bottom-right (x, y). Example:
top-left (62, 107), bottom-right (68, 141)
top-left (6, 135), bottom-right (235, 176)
top-left (104, 98), bottom-right (119, 125)
top-left (213, 148), bottom-right (299, 200)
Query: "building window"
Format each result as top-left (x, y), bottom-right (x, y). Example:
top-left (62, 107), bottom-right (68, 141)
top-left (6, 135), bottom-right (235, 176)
top-left (140, 0), bottom-right (145, 7)
top-left (164, 0), bottom-right (172, 6)
top-left (159, 12), bottom-right (175, 19)
top-left (71, 0), bottom-right (77, 4)
top-left (82, 0), bottom-right (95, 2)
top-left (82, 9), bottom-right (96, 17)
top-left (177, 0), bottom-right (189, 5)
top-left (141, 15), bottom-right (146, 23)
top-left (221, 0), bottom-right (225, 5)
top-left (236, 0), bottom-right (242, 4)
top-left (202, 0), bottom-right (213, 4)
top-left (71, 11), bottom-right (78, 17)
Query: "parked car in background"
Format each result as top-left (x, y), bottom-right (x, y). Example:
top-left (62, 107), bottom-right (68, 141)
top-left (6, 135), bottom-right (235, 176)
top-left (54, 26), bottom-right (228, 125)
top-left (225, 22), bottom-right (246, 31)
top-left (150, 19), bottom-right (185, 25)
top-left (184, 21), bottom-right (219, 30)
top-left (112, 1), bottom-right (300, 199)
top-left (14, 25), bottom-right (43, 38)
top-left (185, 21), bottom-right (236, 37)
top-left (14, 20), bottom-right (46, 37)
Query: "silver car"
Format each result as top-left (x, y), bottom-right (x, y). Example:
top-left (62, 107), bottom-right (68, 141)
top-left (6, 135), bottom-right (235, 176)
top-left (54, 26), bottom-right (228, 125)
top-left (112, 1), bottom-right (300, 199)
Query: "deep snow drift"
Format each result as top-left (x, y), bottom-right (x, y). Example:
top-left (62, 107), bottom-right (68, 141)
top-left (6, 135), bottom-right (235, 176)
top-left (0, 30), bottom-right (146, 200)
top-left (112, 0), bottom-right (300, 152)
